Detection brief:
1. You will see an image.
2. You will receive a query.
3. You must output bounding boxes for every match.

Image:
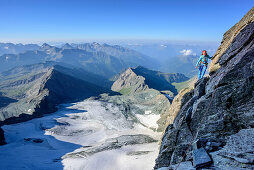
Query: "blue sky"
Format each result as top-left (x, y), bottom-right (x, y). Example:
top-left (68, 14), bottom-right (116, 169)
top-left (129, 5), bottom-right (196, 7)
top-left (0, 0), bottom-right (253, 43)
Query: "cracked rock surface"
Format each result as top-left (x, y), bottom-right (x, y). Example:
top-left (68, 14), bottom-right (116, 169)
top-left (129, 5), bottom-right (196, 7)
top-left (155, 7), bottom-right (254, 170)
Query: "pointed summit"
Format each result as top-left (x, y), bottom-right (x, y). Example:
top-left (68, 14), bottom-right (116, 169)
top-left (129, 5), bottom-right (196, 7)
top-left (41, 43), bottom-right (52, 49)
top-left (112, 66), bottom-right (188, 95)
top-left (62, 43), bottom-right (73, 49)
top-left (91, 42), bottom-right (100, 48)
top-left (92, 42), bottom-right (100, 45)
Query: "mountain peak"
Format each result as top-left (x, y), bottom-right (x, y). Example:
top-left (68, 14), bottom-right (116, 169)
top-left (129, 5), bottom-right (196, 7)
top-left (91, 42), bottom-right (100, 47)
top-left (41, 43), bottom-right (52, 49)
top-left (62, 43), bottom-right (73, 49)
top-left (112, 67), bottom-right (188, 95)
top-left (111, 67), bottom-right (148, 94)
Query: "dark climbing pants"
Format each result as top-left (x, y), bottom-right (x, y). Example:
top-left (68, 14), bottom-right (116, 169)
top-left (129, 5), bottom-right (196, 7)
top-left (198, 64), bottom-right (207, 80)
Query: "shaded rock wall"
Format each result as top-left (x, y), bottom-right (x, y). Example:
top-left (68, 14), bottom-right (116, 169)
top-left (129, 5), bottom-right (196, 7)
top-left (209, 7), bottom-right (254, 73)
top-left (155, 8), bottom-right (254, 170)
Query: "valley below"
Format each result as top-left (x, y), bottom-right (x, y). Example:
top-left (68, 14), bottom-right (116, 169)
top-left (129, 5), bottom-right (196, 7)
top-left (0, 98), bottom-right (162, 170)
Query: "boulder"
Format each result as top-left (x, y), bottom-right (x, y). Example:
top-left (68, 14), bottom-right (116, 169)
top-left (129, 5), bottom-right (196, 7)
top-left (193, 147), bottom-right (212, 168)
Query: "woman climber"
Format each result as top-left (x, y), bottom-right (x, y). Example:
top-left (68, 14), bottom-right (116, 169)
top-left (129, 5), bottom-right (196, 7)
top-left (195, 50), bottom-right (213, 79)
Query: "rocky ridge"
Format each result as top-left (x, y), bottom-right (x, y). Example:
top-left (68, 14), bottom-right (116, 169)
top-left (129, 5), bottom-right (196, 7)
top-left (111, 67), bottom-right (149, 94)
top-left (155, 7), bottom-right (254, 170)
top-left (209, 7), bottom-right (254, 73)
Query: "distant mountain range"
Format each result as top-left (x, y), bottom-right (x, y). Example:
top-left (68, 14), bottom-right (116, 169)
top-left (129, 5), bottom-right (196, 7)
top-left (70, 42), bottom-right (159, 69)
top-left (0, 42), bottom-right (214, 78)
top-left (0, 42), bottom-right (159, 78)
top-left (160, 54), bottom-right (199, 77)
top-left (0, 43), bottom-right (39, 56)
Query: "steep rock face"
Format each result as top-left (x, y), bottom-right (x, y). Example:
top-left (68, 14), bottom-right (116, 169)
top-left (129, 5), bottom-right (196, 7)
top-left (162, 85), bottom-right (195, 129)
top-left (155, 9), bottom-right (254, 170)
top-left (209, 7), bottom-right (254, 73)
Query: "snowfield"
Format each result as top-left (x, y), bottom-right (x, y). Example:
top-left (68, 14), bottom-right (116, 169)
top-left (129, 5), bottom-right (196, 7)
top-left (0, 99), bottom-right (162, 170)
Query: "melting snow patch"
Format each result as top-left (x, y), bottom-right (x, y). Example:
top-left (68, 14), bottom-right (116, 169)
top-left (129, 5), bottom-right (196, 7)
top-left (136, 114), bottom-right (160, 129)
